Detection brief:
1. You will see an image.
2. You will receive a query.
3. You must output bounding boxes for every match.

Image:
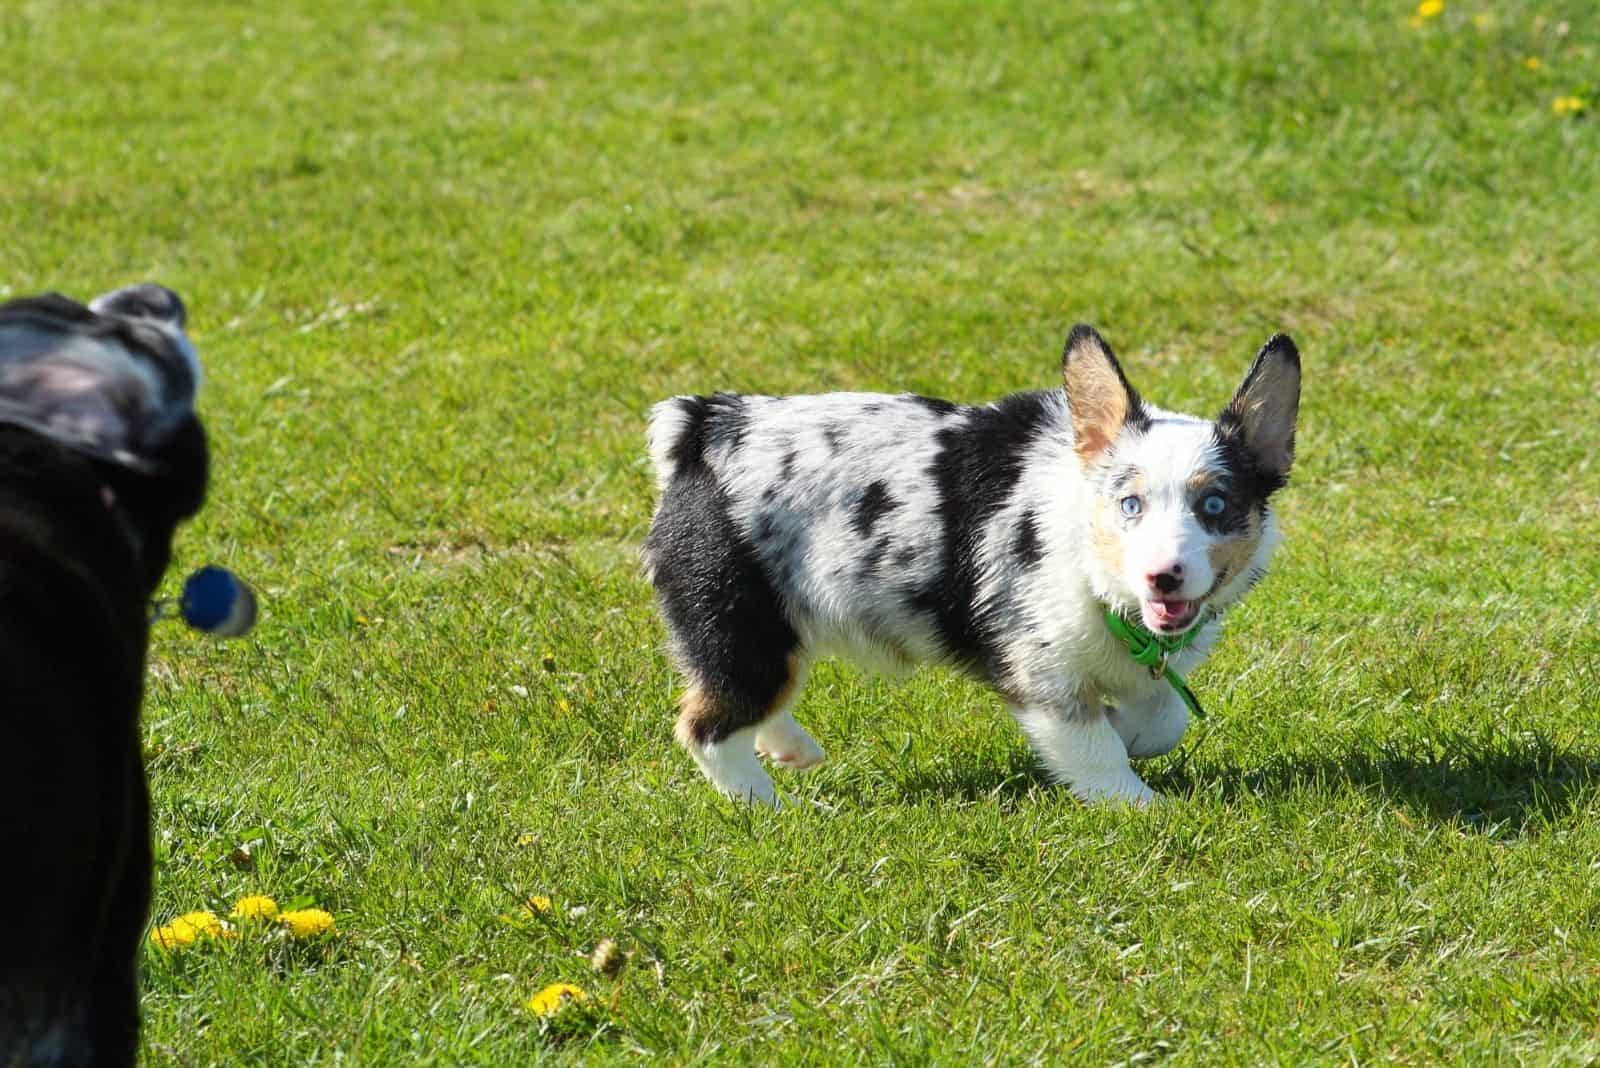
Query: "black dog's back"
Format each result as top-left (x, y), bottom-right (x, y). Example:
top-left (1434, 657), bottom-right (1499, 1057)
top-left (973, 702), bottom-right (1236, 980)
top-left (0, 430), bottom-right (155, 1066)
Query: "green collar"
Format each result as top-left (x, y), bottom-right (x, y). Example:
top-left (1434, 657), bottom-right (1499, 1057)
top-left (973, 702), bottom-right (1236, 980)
top-left (1102, 608), bottom-right (1214, 720)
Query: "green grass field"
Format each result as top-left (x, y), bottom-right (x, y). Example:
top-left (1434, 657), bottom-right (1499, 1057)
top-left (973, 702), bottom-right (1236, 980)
top-left (5, 0), bottom-right (1599, 1062)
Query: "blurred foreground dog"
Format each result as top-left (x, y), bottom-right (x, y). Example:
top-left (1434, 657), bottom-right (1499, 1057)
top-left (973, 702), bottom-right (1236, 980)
top-left (0, 286), bottom-right (208, 1067)
top-left (644, 326), bottom-right (1299, 807)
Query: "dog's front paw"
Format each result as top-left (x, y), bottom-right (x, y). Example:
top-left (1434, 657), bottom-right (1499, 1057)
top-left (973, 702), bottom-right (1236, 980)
top-left (757, 743), bottom-right (827, 770)
top-left (754, 714), bottom-right (826, 771)
top-left (1106, 696), bottom-right (1190, 761)
top-left (1074, 774), bottom-right (1162, 809)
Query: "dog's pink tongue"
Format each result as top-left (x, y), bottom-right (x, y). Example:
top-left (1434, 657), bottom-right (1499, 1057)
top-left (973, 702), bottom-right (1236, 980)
top-left (1147, 598), bottom-right (1191, 626)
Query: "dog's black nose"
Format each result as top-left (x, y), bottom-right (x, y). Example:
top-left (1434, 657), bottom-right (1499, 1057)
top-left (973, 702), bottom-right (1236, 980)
top-left (1148, 569), bottom-right (1183, 594)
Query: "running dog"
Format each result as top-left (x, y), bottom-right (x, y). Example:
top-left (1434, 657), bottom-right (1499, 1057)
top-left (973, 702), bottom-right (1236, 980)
top-left (643, 325), bottom-right (1299, 807)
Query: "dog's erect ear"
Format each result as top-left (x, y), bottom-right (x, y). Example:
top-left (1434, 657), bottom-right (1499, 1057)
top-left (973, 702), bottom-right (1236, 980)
top-left (1221, 334), bottom-right (1300, 480)
top-left (1062, 324), bottom-right (1144, 462)
top-left (90, 283), bottom-right (201, 389)
top-left (0, 284), bottom-right (200, 473)
top-left (90, 282), bottom-right (187, 328)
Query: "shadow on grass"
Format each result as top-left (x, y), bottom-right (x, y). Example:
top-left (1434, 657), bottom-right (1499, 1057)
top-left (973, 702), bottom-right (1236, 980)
top-left (1155, 740), bottom-right (1600, 830)
top-left (880, 736), bottom-right (1600, 830)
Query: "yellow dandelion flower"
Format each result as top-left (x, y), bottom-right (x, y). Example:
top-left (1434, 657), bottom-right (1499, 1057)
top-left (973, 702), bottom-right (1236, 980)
top-left (1523, 56), bottom-right (1542, 71)
top-left (524, 895), bottom-right (553, 915)
top-left (231, 895), bottom-right (279, 920)
top-left (176, 910), bottom-right (224, 936)
top-left (149, 910), bottom-right (228, 950)
top-left (525, 982), bottom-right (587, 1017)
top-left (1416, 0), bottom-right (1443, 17)
top-left (149, 922), bottom-right (198, 950)
top-left (1552, 96), bottom-right (1587, 115)
top-left (277, 908), bottom-right (336, 938)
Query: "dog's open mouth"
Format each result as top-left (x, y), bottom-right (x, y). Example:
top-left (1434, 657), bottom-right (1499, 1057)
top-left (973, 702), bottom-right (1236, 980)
top-left (1140, 597), bottom-right (1201, 634)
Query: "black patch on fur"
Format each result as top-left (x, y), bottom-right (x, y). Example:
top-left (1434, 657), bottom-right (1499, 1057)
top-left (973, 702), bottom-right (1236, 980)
top-left (1210, 413), bottom-right (1288, 524)
top-left (780, 448), bottom-right (798, 482)
top-left (858, 534), bottom-right (892, 579)
top-left (1190, 480), bottom-right (1250, 536)
top-left (909, 391), bottom-right (1052, 675)
top-left (753, 510), bottom-right (778, 544)
top-left (667, 393), bottom-right (748, 470)
top-left (851, 480), bottom-right (899, 538)
top-left (904, 394), bottom-right (958, 418)
top-left (1108, 466), bottom-right (1141, 493)
top-left (893, 544), bottom-right (917, 567)
top-left (645, 462), bottom-right (799, 746)
top-left (863, 402), bottom-right (882, 415)
top-left (822, 422), bottom-right (846, 453)
top-left (1011, 510), bottom-right (1042, 568)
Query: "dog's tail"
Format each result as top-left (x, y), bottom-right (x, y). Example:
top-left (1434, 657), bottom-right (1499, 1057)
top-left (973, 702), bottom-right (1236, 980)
top-left (646, 393), bottom-right (749, 495)
top-left (645, 397), bottom-right (696, 494)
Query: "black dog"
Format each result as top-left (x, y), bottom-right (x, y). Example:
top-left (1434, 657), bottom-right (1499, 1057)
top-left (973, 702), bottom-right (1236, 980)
top-left (0, 286), bottom-right (208, 1067)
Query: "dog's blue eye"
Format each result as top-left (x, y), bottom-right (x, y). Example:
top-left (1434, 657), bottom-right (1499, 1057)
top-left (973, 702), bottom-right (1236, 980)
top-left (1119, 495), bottom-right (1142, 518)
top-left (1202, 494), bottom-right (1226, 517)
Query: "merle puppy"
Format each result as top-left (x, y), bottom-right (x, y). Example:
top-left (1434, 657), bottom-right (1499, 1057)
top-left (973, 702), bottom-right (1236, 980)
top-left (0, 286), bottom-right (208, 1067)
top-left (644, 326), bottom-right (1299, 807)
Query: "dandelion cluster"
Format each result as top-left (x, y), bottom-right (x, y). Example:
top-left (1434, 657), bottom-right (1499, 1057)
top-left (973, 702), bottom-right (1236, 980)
top-left (149, 895), bottom-right (337, 952)
top-left (1402, 4), bottom-right (1590, 121)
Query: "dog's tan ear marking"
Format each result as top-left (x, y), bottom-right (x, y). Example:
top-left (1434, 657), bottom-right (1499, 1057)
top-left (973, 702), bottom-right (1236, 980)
top-left (1222, 334), bottom-right (1301, 481)
top-left (1062, 324), bottom-right (1144, 462)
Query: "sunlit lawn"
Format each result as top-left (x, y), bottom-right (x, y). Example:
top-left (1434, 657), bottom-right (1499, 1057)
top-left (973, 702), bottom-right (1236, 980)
top-left (3, 0), bottom-right (1598, 1062)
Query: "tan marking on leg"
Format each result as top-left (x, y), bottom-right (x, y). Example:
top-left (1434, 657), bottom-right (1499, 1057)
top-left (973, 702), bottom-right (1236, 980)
top-left (673, 653), bottom-right (802, 751)
top-left (673, 681), bottom-right (721, 751)
top-left (765, 652), bottom-right (802, 718)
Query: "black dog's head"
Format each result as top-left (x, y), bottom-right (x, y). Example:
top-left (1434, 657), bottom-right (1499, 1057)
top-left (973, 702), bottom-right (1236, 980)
top-left (0, 284), bottom-right (208, 1067)
top-left (0, 284), bottom-right (209, 591)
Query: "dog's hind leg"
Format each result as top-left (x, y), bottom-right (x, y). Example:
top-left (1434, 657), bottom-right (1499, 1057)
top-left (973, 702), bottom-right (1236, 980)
top-left (675, 684), bottom-right (780, 806)
top-left (646, 458), bottom-right (808, 807)
top-left (1011, 702), bottom-right (1158, 807)
top-left (675, 654), bottom-right (808, 806)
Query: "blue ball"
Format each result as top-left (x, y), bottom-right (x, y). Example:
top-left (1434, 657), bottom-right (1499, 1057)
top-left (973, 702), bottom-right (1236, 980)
top-left (180, 566), bottom-right (257, 637)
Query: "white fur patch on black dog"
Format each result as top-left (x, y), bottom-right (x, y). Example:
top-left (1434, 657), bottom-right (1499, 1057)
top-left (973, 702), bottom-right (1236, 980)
top-left (644, 326), bottom-right (1300, 807)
